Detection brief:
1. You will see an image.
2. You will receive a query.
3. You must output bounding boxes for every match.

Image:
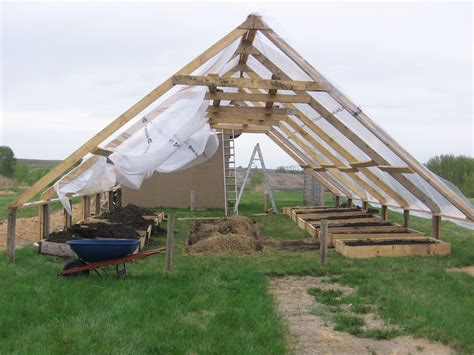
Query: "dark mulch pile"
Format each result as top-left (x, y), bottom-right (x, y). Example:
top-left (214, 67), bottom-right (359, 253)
top-left (47, 223), bottom-right (139, 243)
top-left (344, 239), bottom-right (435, 246)
top-left (100, 204), bottom-right (156, 230)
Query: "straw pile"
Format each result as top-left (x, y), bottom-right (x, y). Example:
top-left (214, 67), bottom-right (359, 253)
top-left (187, 216), bottom-right (262, 255)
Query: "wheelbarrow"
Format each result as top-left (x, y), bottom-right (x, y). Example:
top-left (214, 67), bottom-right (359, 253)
top-left (58, 239), bottom-right (165, 278)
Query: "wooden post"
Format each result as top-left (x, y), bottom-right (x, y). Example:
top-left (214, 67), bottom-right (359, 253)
top-left (7, 208), bottom-right (17, 261)
top-left (107, 191), bottom-right (114, 212)
top-left (362, 201), bottom-right (368, 211)
top-left (347, 198), bottom-right (352, 207)
top-left (39, 203), bottom-right (51, 241)
top-left (403, 209), bottom-right (410, 228)
top-left (432, 215), bottom-right (442, 240)
top-left (95, 193), bottom-right (101, 216)
top-left (190, 190), bottom-right (196, 212)
top-left (116, 189), bottom-right (122, 208)
top-left (166, 213), bottom-right (175, 272)
top-left (264, 192), bottom-right (269, 212)
top-left (63, 200), bottom-right (72, 230)
top-left (320, 219), bottom-right (328, 265)
top-left (81, 196), bottom-right (91, 220)
top-left (381, 205), bottom-right (388, 221)
top-left (334, 195), bottom-right (340, 207)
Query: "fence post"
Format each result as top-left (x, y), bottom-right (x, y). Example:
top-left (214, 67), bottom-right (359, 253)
top-left (107, 191), bottom-right (114, 212)
top-left (264, 192), bottom-right (269, 212)
top-left (403, 209), bottom-right (410, 228)
top-left (95, 193), bottom-right (101, 216)
top-left (381, 205), bottom-right (388, 221)
top-left (7, 208), bottom-right (17, 262)
top-left (166, 213), bottom-right (175, 271)
top-left (39, 203), bottom-right (51, 241)
top-left (190, 190), bottom-right (196, 212)
top-left (320, 219), bottom-right (328, 265)
top-left (64, 200), bottom-right (73, 230)
top-left (432, 215), bottom-right (442, 240)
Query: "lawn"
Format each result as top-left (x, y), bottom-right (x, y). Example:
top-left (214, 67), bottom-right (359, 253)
top-left (0, 190), bottom-right (473, 353)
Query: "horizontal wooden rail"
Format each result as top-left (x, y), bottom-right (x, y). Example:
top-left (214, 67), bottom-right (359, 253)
top-left (204, 92), bottom-right (311, 103)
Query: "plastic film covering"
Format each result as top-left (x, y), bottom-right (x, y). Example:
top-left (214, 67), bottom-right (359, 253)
top-left (54, 39), bottom-right (240, 214)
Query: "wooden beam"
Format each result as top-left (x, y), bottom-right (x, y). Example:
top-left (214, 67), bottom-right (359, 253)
top-left (350, 160), bottom-right (377, 168)
top-left (210, 123), bottom-right (271, 133)
top-left (432, 215), bottom-right (442, 240)
top-left (92, 148), bottom-right (112, 157)
top-left (403, 209), bottom-right (410, 228)
top-left (260, 20), bottom-right (463, 218)
top-left (172, 75), bottom-right (325, 91)
top-left (209, 117), bottom-right (280, 125)
top-left (10, 24), bottom-right (248, 208)
top-left (207, 105), bottom-right (295, 115)
top-left (204, 91), bottom-right (310, 103)
top-left (378, 166), bottom-right (414, 174)
top-left (381, 205), bottom-right (388, 220)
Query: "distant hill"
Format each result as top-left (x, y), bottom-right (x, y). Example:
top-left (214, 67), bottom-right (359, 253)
top-left (17, 159), bottom-right (61, 169)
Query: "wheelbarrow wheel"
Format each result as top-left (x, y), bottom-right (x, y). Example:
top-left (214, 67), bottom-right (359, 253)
top-left (63, 259), bottom-right (90, 277)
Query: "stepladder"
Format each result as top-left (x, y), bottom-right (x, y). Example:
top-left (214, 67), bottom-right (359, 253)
top-left (222, 129), bottom-right (238, 216)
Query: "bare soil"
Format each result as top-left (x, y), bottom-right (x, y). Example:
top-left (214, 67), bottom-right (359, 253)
top-left (100, 204), bottom-right (155, 230)
top-left (268, 276), bottom-right (455, 354)
top-left (447, 266), bottom-right (474, 276)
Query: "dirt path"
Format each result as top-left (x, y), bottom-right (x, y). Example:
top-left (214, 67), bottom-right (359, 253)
top-left (0, 205), bottom-right (82, 251)
top-left (268, 276), bottom-right (455, 355)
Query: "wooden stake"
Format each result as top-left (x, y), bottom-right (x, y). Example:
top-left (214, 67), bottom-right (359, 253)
top-left (190, 190), bottom-right (196, 212)
top-left (39, 203), bottom-right (51, 241)
top-left (320, 219), bottom-right (328, 265)
top-left (362, 201), bottom-right (369, 211)
top-left (381, 205), bottom-right (388, 221)
top-left (264, 192), bottom-right (269, 212)
top-left (116, 189), bottom-right (122, 208)
top-left (403, 209), bottom-right (410, 228)
top-left (166, 213), bottom-right (175, 272)
top-left (95, 193), bottom-right (101, 216)
top-left (81, 196), bottom-right (91, 220)
top-left (432, 215), bottom-right (442, 240)
top-left (7, 208), bottom-right (17, 261)
top-left (334, 195), bottom-right (340, 207)
top-left (107, 191), bottom-right (114, 212)
top-left (63, 200), bottom-right (72, 230)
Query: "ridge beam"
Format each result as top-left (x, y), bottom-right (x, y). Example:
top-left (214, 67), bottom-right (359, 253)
top-left (207, 106), bottom-right (295, 115)
top-left (172, 75), bottom-right (325, 91)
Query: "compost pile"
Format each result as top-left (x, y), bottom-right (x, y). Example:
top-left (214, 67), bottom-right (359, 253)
top-left (46, 204), bottom-right (158, 243)
top-left (187, 216), bottom-right (263, 255)
top-left (100, 204), bottom-right (156, 230)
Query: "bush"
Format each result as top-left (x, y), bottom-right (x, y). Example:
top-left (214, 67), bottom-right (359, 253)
top-left (426, 154), bottom-right (474, 197)
top-left (0, 146), bottom-right (17, 178)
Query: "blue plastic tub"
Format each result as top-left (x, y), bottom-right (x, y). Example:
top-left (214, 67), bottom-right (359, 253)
top-left (67, 239), bottom-right (140, 262)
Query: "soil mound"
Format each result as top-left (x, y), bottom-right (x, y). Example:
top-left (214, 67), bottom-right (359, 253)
top-left (187, 216), bottom-right (262, 254)
top-left (100, 204), bottom-right (155, 230)
top-left (47, 223), bottom-right (139, 242)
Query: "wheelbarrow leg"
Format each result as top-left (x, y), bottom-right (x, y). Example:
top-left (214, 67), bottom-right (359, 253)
top-left (116, 263), bottom-right (127, 279)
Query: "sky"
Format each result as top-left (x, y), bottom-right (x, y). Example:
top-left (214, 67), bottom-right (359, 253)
top-left (1, 1), bottom-right (472, 168)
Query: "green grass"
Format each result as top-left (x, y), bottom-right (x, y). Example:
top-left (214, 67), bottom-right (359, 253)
top-left (1, 191), bottom-right (474, 353)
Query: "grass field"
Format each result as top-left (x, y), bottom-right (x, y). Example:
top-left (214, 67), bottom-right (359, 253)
top-left (0, 190), bottom-right (473, 353)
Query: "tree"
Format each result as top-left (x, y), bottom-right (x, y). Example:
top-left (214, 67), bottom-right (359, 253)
top-left (426, 154), bottom-right (474, 197)
top-left (0, 146), bottom-right (17, 178)
top-left (14, 164), bottom-right (30, 183)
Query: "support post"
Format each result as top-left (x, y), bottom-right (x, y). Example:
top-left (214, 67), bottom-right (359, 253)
top-left (432, 215), bottom-right (442, 240)
top-left (264, 193), bottom-right (269, 212)
top-left (334, 195), bottom-right (340, 207)
top-left (166, 213), bottom-right (175, 272)
top-left (107, 191), bottom-right (114, 212)
top-left (347, 198), bottom-right (353, 207)
top-left (320, 219), bottom-right (328, 265)
top-left (381, 205), bottom-right (388, 221)
top-left (116, 189), bottom-right (122, 208)
top-left (38, 203), bottom-right (51, 241)
top-left (7, 208), bottom-right (17, 261)
top-left (95, 193), bottom-right (101, 216)
top-left (362, 201), bottom-right (369, 211)
top-left (81, 196), bottom-right (91, 221)
top-left (190, 190), bottom-right (196, 212)
top-left (403, 209), bottom-right (410, 228)
top-left (63, 200), bottom-right (72, 230)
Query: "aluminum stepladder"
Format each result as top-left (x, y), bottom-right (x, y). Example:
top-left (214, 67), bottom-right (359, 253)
top-left (234, 143), bottom-right (277, 214)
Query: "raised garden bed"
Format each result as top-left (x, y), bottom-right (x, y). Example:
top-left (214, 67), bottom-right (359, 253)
top-left (297, 212), bottom-right (374, 229)
top-left (306, 220), bottom-right (393, 238)
top-left (335, 237), bottom-right (451, 258)
top-left (329, 228), bottom-right (425, 247)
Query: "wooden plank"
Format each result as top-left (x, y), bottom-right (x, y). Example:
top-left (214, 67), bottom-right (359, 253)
top-left (207, 105), bottom-right (295, 115)
top-left (7, 208), bottom-right (17, 261)
top-left (350, 160), bottom-right (377, 168)
top-left (40, 240), bottom-right (76, 258)
top-left (335, 237), bottom-right (451, 258)
top-left (208, 114), bottom-right (281, 124)
top-left (210, 123), bottom-right (271, 132)
top-left (11, 25), bottom-right (248, 208)
top-left (378, 166), bottom-right (414, 174)
top-left (330, 232), bottom-right (425, 248)
top-left (205, 91), bottom-right (310, 103)
top-left (172, 75), bottom-right (325, 91)
top-left (92, 148), bottom-right (112, 157)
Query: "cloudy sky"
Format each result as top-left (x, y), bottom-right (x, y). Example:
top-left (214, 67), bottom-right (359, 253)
top-left (1, 1), bottom-right (472, 168)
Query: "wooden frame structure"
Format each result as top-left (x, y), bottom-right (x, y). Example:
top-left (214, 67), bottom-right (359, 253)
top-left (6, 14), bottom-right (473, 261)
